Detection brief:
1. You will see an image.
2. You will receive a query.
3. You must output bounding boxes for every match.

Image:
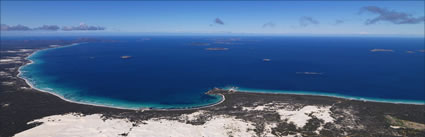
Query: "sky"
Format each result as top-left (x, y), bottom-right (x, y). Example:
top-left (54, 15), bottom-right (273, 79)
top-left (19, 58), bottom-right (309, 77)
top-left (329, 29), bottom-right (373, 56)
top-left (1, 1), bottom-right (424, 37)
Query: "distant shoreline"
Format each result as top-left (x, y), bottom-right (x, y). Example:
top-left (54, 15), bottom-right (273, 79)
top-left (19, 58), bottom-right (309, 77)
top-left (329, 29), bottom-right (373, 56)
top-left (229, 88), bottom-right (424, 105)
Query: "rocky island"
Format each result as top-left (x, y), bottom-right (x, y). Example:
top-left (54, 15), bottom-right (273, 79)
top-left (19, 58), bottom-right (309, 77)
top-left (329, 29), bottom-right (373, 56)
top-left (205, 48), bottom-right (229, 51)
top-left (370, 49), bottom-right (394, 52)
top-left (121, 56), bottom-right (132, 59)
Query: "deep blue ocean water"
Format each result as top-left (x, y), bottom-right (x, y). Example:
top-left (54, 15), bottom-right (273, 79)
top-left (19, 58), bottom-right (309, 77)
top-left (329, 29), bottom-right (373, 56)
top-left (19, 36), bottom-right (425, 108)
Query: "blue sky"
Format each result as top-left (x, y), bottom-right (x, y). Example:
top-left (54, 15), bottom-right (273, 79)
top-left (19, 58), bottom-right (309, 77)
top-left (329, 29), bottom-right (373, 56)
top-left (1, 1), bottom-right (424, 36)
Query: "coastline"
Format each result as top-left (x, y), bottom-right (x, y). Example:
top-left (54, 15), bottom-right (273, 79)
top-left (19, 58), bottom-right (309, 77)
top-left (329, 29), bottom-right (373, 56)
top-left (17, 43), bottom-right (136, 110)
top-left (148, 94), bottom-right (226, 111)
top-left (228, 87), bottom-right (425, 105)
top-left (16, 44), bottom-right (225, 110)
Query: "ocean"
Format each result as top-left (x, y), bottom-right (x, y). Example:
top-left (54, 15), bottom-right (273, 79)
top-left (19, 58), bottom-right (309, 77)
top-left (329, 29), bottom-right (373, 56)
top-left (19, 36), bottom-right (425, 109)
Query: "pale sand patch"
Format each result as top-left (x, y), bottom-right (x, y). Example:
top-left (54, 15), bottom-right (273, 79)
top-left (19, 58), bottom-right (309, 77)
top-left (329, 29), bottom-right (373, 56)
top-left (1, 103), bottom-right (10, 108)
top-left (0, 71), bottom-right (10, 76)
top-left (2, 81), bottom-right (15, 86)
top-left (242, 105), bottom-right (266, 111)
top-left (0, 59), bottom-right (16, 62)
top-left (0, 57), bottom-right (23, 64)
top-left (7, 57), bottom-right (22, 60)
top-left (131, 116), bottom-right (255, 137)
top-left (14, 114), bottom-right (133, 137)
top-left (276, 106), bottom-right (333, 128)
top-left (20, 87), bottom-right (31, 90)
top-left (242, 102), bottom-right (288, 111)
top-left (179, 110), bottom-right (206, 121)
top-left (390, 125), bottom-right (401, 129)
top-left (1, 49), bottom-right (33, 53)
top-left (14, 113), bottom-right (256, 137)
top-left (280, 134), bottom-right (297, 137)
top-left (244, 104), bottom-right (334, 128)
top-left (263, 122), bottom-right (277, 136)
top-left (19, 49), bottom-right (33, 52)
top-left (7, 67), bottom-right (17, 72)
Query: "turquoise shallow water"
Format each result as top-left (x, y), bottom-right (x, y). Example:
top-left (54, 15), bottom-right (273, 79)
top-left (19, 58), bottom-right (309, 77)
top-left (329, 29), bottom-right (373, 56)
top-left (20, 42), bottom-right (223, 109)
top-left (18, 36), bottom-right (425, 109)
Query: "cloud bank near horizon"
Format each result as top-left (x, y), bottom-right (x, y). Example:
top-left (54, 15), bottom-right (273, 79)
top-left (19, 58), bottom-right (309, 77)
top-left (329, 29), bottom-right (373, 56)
top-left (1, 23), bottom-right (106, 31)
top-left (1, 24), bottom-right (31, 31)
top-left (62, 23), bottom-right (105, 31)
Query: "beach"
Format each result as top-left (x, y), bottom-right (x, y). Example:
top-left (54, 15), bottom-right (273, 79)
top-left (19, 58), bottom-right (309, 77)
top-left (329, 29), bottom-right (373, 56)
top-left (16, 42), bottom-right (227, 111)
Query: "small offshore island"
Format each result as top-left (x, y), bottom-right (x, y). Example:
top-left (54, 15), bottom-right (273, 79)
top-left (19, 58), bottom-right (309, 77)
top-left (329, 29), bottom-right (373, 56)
top-left (1, 38), bottom-right (424, 137)
top-left (205, 47), bottom-right (229, 51)
top-left (121, 56), bottom-right (132, 59)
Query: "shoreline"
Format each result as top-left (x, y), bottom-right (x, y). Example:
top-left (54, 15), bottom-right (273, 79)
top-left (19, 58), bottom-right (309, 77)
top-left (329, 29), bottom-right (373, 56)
top-left (231, 88), bottom-right (425, 105)
top-left (15, 43), bottom-right (423, 112)
top-left (17, 43), bottom-right (140, 110)
top-left (16, 44), bottom-right (225, 110)
top-left (148, 94), bottom-right (226, 111)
